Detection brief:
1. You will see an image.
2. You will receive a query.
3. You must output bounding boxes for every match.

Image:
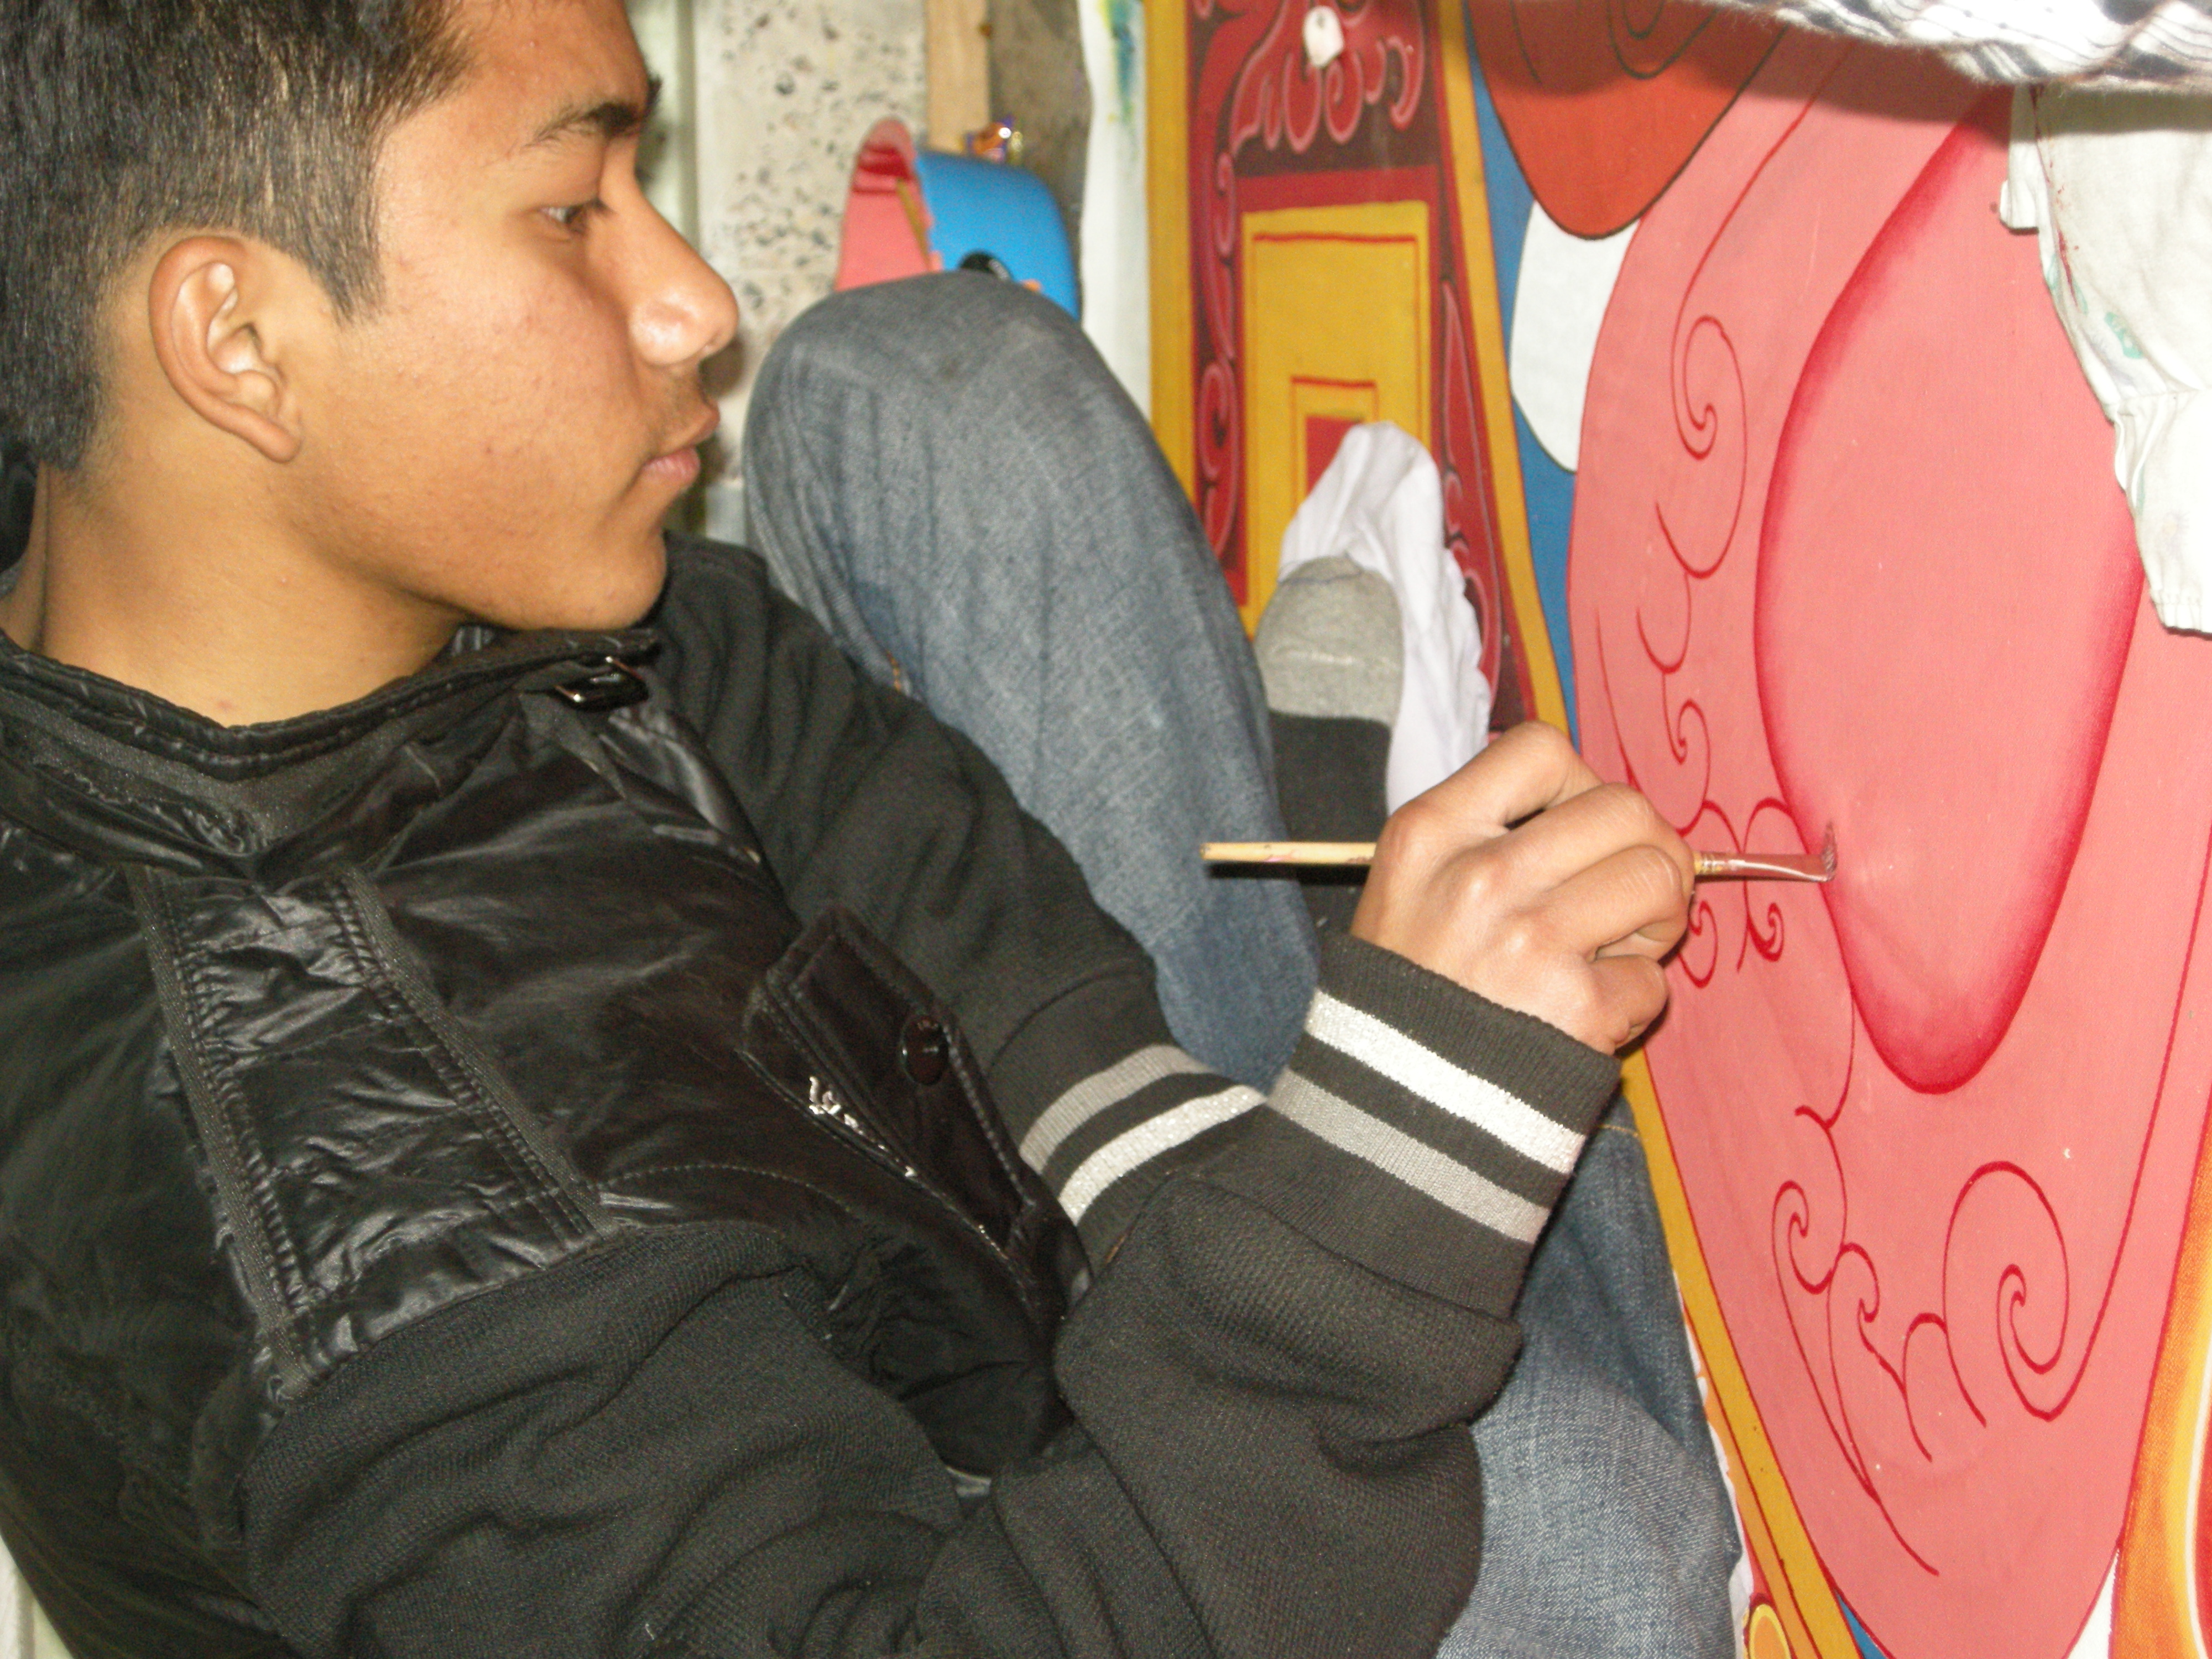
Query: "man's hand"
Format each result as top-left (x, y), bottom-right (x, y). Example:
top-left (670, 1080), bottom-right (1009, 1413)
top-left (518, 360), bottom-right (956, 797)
top-left (1350, 722), bottom-right (1693, 1053)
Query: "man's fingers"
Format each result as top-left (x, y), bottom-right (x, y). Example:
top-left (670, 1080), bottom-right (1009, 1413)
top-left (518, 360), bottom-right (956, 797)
top-left (1401, 722), bottom-right (1604, 842)
top-left (1478, 780), bottom-right (1693, 907)
top-left (1536, 842), bottom-right (1692, 963)
top-left (1585, 953), bottom-right (1671, 1052)
top-left (1354, 723), bottom-right (1692, 1052)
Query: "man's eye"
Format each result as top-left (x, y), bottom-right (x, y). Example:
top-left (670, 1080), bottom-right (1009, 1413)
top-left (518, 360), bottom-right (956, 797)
top-left (545, 199), bottom-right (607, 232)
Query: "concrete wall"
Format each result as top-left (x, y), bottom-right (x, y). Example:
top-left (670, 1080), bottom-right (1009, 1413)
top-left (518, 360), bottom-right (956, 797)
top-left (634, 0), bottom-right (1145, 529)
top-left (635, 0), bottom-right (927, 532)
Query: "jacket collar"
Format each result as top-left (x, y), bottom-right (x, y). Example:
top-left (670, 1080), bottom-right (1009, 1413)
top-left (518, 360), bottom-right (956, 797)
top-left (0, 624), bottom-right (660, 880)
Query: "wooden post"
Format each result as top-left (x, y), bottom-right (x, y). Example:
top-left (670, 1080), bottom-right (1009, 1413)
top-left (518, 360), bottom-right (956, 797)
top-left (925, 0), bottom-right (991, 151)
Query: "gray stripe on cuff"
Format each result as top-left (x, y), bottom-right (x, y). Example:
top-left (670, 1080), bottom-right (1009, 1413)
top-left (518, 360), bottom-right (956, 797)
top-left (1306, 991), bottom-right (1585, 1175)
top-left (1271, 1072), bottom-right (1550, 1245)
top-left (1020, 1044), bottom-right (1210, 1171)
top-left (1057, 1084), bottom-right (1264, 1222)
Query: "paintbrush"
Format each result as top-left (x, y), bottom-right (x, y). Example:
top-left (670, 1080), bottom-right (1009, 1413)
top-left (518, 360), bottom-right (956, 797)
top-left (1201, 829), bottom-right (1838, 883)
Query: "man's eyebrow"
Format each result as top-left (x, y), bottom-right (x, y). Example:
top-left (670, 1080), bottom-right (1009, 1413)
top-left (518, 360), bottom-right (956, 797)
top-left (521, 74), bottom-right (661, 150)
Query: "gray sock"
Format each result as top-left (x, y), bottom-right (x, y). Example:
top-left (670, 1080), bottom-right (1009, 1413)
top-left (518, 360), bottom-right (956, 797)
top-left (1253, 555), bottom-right (1400, 936)
top-left (1253, 554), bottom-right (1402, 724)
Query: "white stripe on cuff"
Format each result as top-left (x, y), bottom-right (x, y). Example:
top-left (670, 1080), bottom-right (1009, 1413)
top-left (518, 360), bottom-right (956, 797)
top-left (1056, 1084), bottom-right (1264, 1222)
top-left (1305, 992), bottom-right (1584, 1175)
top-left (1272, 1073), bottom-right (1550, 1245)
top-left (1019, 1044), bottom-right (1210, 1171)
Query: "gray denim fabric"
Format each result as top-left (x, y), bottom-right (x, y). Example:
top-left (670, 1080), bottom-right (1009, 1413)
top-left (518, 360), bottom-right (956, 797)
top-left (742, 272), bottom-right (1739, 1656)
top-left (743, 273), bottom-right (1318, 1092)
top-left (1447, 1101), bottom-right (1740, 1659)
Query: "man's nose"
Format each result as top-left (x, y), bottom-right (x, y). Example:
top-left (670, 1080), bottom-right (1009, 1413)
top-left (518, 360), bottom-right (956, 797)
top-left (630, 213), bottom-right (740, 370)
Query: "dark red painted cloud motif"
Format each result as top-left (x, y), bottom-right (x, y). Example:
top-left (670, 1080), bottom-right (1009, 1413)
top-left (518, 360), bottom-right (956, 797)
top-left (1468, 0), bottom-right (1780, 237)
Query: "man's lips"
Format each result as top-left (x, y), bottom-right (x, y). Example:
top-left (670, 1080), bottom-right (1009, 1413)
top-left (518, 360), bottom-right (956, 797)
top-left (642, 406), bottom-right (721, 486)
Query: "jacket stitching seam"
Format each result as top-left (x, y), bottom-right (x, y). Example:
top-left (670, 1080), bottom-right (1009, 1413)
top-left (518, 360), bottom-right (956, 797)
top-left (332, 869), bottom-right (612, 1246)
top-left (124, 866), bottom-right (315, 1394)
top-left (170, 938), bottom-right (313, 1317)
top-left (326, 875), bottom-right (601, 1247)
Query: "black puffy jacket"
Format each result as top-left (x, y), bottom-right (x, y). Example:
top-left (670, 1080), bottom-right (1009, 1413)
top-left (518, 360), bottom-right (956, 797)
top-left (0, 614), bottom-right (1091, 1652)
top-left (0, 530), bottom-right (1615, 1659)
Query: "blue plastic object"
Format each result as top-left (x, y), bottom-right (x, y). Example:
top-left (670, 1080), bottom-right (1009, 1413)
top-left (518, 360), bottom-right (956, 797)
top-left (911, 150), bottom-right (1078, 316)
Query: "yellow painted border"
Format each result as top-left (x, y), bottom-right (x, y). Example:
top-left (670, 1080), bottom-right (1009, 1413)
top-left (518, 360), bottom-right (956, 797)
top-left (1238, 200), bottom-right (1435, 632)
top-left (1433, 1), bottom-right (1567, 734)
top-left (1624, 1051), bottom-right (1861, 1658)
top-left (2114, 1088), bottom-right (2212, 1655)
top-left (1146, 0), bottom-right (1196, 497)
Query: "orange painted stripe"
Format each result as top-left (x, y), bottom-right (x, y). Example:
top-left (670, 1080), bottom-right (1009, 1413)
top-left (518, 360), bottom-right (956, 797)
top-left (1623, 1051), bottom-right (1860, 1657)
top-left (1145, 0), bottom-right (1195, 497)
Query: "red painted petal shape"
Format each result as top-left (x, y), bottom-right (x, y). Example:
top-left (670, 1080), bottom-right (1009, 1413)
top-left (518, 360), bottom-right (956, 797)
top-left (1755, 96), bottom-right (2142, 1094)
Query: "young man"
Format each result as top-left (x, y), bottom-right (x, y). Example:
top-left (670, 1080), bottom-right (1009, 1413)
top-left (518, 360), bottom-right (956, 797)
top-left (0, 1), bottom-right (1702, 1654)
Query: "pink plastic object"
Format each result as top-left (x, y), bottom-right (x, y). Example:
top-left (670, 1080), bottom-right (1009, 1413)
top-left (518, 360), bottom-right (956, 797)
top-left (833, 118), bottom-right (940, 293)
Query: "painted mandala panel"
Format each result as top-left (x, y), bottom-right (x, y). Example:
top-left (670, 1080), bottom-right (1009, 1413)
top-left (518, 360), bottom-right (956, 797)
top-left (1572, 34), bottom-right (2212, 1659)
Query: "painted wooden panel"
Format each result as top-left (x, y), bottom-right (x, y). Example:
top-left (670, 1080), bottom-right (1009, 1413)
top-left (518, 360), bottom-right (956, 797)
top-left (1574, 40), bottom-right (2212, 1657)
top-left (1239, 198), bottom-right (1432, 628)
top-left (1155, 4), bottom-right (2212, 1657)
top-left (1148, 0), bottom-right (1566, 724)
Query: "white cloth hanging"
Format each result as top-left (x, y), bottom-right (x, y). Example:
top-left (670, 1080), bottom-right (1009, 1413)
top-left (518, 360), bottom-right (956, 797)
top-left (2000, 84), bottom-right (2212, 633)
top-left (1705, 0), bottom-right (2212, 87)
top-left (1276, 423), bottom-right (1490, 811)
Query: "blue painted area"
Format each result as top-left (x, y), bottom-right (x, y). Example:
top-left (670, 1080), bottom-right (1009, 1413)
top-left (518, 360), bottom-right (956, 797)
top-left (1463, 4), bottom-right (1579, 736)
top-left (1840, 1597), bottom-right (1894, 1659)
top-left (1514, 405), bottom-right (1577, 736)
top-left (911, 151), bottom-right (1080, 315)
top-left (1469, 30), bottom-right (1533, 340)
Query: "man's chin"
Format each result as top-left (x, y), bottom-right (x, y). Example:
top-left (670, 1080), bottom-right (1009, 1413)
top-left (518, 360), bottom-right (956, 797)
top-left (486, 531), bottom-right (670, 636)
top-left (591, 528), bottom-right (671, 629)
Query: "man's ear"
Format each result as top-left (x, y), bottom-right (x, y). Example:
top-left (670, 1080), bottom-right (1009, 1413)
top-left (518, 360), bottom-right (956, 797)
top-left (145, 237), bottom-right (311, 464)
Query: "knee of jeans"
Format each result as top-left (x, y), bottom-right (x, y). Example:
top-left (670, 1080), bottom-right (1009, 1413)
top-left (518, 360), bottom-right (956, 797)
top-left (767, 273), bottom-right (1107, 420)
top-left (930, 272), bottom-right (1101, 388)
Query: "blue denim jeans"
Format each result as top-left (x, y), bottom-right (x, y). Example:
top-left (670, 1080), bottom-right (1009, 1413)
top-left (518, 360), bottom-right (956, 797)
top-left (1454, 1101), bottom-right (1740, 1658)
top-left (742, 272), bottom-right (1739, 1658)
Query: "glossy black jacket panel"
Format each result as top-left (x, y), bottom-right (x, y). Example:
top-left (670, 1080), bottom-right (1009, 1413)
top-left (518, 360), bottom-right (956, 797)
top-left (0, 630), bottom-right (1078, 1658)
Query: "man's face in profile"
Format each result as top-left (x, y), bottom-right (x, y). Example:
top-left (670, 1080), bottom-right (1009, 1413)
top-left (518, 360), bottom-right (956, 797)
top-left (294, 0), bottom-right (737, 637)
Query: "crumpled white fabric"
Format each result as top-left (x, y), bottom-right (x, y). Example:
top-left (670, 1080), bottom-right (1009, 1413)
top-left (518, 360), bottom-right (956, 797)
top-left (1999, 84), bottom-right (2212, 633)
top-left (0, 1539), bottom-right (61, 1659)
top-left (1705, 0), bottom-right (2212, 87)
top-left (1276, 422), bottom-right (1489, 810)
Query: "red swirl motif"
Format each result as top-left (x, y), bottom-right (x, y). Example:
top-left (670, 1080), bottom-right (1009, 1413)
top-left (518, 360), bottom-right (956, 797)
top-left (1186, 0), bottom-right (1428, 590)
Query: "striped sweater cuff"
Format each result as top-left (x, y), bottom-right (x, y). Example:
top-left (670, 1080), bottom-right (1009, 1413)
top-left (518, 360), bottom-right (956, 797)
top-left (1206, 933), bottom-right (1621, 1315)
top-left (988, 971), bottom-right (1266, 1259)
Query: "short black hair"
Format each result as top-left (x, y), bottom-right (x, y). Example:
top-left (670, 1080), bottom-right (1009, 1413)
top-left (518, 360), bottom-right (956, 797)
top-left (0, 0), bottom-right (468, 467)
